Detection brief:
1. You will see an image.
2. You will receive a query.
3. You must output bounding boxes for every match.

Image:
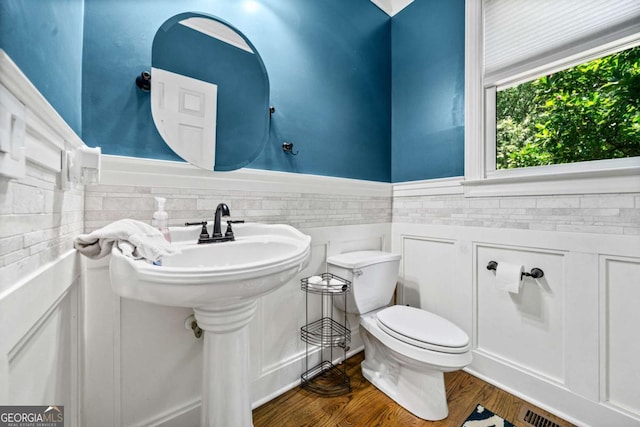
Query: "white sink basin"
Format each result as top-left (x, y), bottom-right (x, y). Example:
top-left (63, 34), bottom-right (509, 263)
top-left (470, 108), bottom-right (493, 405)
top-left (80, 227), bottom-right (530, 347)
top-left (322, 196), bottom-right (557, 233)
top-left (109, 222), bottom-right (311, 307)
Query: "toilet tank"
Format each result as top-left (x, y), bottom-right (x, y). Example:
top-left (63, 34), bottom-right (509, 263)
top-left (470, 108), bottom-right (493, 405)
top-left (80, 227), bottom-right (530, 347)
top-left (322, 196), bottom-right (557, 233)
top-left (326, 250), bottom-right (401, 314)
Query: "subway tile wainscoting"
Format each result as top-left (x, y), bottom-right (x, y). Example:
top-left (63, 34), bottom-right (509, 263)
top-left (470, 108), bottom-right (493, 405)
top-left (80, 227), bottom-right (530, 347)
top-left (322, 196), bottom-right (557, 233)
top-left (85, 186), bottom-right (391, 231)
top-left (0, 162), bottom-right (84, 288)
top-left (85, 156), bottom-right (391, 231)
top-left (393, 192), bottom-right (640, 235)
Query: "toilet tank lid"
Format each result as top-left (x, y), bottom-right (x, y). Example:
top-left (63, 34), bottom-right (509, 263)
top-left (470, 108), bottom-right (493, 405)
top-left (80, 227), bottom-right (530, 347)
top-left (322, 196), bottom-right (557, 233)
top-left (327, 250), bottom-right (401, 269)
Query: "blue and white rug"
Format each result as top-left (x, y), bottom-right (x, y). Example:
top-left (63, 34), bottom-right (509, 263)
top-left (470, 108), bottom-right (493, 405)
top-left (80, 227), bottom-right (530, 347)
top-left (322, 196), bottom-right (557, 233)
top-left (461, 404), bottom-right (516, 427)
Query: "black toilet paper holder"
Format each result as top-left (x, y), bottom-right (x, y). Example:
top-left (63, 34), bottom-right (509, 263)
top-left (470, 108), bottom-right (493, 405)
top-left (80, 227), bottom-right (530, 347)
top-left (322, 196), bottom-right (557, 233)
top-left (486, 261), bottom-right (544, 279)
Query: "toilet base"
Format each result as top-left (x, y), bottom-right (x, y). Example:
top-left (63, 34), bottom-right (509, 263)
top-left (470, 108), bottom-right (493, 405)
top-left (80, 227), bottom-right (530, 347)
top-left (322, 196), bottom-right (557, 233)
top-left (361, 357), bottom-right (448, 421)
top-left (358, 310), bottom-right (472, 421)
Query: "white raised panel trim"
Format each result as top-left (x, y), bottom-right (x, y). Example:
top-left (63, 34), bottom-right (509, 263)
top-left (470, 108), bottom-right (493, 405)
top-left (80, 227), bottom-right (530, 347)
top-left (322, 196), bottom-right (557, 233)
top-left (0, 250), bottom-right (81, 425)
top-left (0, 250), bottom-right (80, 353)
top-left (395, 168), bottom-right (640, 197)
top-left (24, 108), bottom-right (65, 172)
top-left (462, 158), bottom-right (640, 197)
top-left (113, 295), bottom-right (123, 426)
top-left (472, 347), bottom-right (566, 387)
top-left (82, 256), bottom-right (122, 427)
top-left (99, 154), bottom-right (392, 197)
top-left (136, 397), bottom-right (200, 427)
top-left (599, 254), bottom-right (640, 418)
top-left (398, 234), bottom-right (458, 306)
top-left (7, 288), bottom-right (71, 362)
top-left (464, 0), bottom-right (485, 182)
top-left (564, 252), bottom-right (599, 401)
top-left (396, 166), bottom-right (640, 198)
top-left (0, 84), bottom-right (26, 179)
top-left (393, 222), bottom-right (640, 261)
top-left (473, 242), bottom-right (568, 385)
top-left (0, 50), bottom-right (85, 169)
top-left (392, 176), bottom-right (463, 197)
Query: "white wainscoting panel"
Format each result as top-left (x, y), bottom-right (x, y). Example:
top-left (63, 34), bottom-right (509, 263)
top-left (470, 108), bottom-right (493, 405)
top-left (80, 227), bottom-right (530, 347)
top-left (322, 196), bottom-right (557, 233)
top-left (8, 293), bottom-right (72, 404)
top-left (601, 256), bottom-right (640, 417)
top-left (82, 256), bottom-right (121, 426)
top-left (119, 300), bottom-right (202, 427)
top-left (400, 236), bottom-right (459, 324)
top-left (0, 250), bottom-right (80, 426)
top-left (392, 222), bottom-right (640, 426)
top-left (476, 244), bottom-right (566, 384)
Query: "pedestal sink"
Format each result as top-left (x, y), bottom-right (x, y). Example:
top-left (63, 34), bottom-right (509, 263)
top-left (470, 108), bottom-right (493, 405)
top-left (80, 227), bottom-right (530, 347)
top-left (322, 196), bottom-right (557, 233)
top-left (109, 222), bottom-right (311, 427)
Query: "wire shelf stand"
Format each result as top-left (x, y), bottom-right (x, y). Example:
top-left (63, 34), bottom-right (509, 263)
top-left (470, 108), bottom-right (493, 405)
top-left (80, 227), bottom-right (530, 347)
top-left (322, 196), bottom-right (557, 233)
top-left (300, 273), bottom-right (351, 396)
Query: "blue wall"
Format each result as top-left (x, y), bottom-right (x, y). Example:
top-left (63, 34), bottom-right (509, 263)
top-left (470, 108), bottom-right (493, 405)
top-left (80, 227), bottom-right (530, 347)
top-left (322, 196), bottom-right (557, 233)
top-left (0, 0), bottom-right (84, 134)
top-left (82, 0), bottom-right (392, 182)
top-left (391, 0), bottom-right (465, 182)
top-left (0, 0), bottom-right (466, 183)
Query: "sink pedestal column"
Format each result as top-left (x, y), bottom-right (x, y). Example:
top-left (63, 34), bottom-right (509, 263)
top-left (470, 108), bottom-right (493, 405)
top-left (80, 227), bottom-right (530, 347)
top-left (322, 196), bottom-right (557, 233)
top-left (194, 299), bottom-right (258, 427)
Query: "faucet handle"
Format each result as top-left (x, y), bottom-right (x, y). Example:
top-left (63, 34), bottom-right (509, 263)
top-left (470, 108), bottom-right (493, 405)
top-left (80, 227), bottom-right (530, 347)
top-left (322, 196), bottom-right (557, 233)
top-left (224, 222), bottom-right (235, 239)
top-left (185, 221), bottom-right (210, 240)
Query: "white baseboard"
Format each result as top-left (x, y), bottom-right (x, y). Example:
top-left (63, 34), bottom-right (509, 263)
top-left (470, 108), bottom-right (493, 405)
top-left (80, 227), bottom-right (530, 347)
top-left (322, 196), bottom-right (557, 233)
top-left (466, 352), bottom-right (640, 427)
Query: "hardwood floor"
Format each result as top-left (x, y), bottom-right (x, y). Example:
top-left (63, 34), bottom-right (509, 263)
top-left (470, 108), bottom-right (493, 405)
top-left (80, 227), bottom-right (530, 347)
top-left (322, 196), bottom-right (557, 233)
top-left (252, 352), bottom-right (574, 427)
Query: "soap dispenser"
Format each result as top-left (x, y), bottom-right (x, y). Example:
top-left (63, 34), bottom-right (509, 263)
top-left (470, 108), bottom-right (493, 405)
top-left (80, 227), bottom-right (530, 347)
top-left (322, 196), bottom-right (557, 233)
top-left (152, 197), bottom-right (171, 242)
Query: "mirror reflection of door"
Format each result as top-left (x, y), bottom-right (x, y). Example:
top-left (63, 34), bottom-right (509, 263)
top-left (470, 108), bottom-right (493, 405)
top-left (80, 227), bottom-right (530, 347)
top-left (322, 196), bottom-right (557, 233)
top-left (151, 13), bottom-right (270, 171)
top-left (152, 68), bottom-right (218, 170)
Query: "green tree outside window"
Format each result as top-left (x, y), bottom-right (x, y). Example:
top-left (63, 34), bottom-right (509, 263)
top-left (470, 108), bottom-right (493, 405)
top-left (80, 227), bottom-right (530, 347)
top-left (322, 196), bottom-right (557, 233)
top-left (496, 46), bottom-right (640, 170)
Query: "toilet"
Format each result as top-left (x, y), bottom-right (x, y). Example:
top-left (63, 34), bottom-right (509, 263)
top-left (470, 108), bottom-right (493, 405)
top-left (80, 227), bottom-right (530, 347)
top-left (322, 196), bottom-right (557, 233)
top-left (327, 250), bottom-right (472, 421)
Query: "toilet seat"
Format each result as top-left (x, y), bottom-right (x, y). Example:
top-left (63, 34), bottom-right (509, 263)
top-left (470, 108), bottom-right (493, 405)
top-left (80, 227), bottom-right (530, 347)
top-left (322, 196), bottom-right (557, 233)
top-left (376, 306), bottom-right (470, 354)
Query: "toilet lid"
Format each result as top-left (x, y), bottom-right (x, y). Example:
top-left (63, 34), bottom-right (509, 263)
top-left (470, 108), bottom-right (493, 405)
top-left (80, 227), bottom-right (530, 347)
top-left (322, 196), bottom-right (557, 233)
top-left (376, 306), bottom-right (470, 354)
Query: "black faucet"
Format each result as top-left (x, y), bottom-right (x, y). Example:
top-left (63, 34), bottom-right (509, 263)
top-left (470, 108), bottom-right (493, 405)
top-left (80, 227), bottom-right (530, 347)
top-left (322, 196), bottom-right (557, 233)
top-left (212, 203), bottom-right (230, 239)
top-left (185, 203), bottom-right (240, 244)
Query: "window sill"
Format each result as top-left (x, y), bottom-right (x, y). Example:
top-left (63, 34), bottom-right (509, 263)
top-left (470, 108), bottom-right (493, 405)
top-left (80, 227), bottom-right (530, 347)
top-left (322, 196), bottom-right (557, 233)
top-left (462, 159), bottom-right (640, 197)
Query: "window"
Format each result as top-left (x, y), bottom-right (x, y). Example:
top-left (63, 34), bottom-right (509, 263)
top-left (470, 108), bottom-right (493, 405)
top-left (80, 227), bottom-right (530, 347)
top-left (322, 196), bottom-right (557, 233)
top-left (463, 0), bottom-right (640, 196)
top-left (495, 45), bottom-right (640, 170)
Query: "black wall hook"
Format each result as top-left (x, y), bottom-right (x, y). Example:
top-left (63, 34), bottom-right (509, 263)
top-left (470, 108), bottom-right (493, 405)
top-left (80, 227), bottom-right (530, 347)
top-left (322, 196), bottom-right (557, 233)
top-left (282, 141), bottom-right (298, 155)
top-left (136, 71), bottom-right (151, 92)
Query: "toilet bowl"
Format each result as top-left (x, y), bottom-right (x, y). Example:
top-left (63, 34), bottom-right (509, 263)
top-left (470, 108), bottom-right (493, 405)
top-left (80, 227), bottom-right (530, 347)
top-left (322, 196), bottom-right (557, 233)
top-left (326, 250), bottom-right (472, 421)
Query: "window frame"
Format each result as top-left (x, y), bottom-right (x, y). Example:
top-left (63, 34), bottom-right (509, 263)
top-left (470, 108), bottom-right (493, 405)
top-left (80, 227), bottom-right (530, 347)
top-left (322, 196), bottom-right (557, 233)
top-left (463, 0), bottom-right (640, 197)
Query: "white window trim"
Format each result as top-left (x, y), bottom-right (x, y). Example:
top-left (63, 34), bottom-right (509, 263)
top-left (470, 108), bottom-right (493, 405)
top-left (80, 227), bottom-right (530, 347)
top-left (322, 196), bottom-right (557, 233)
top-left (463, 0), bottom-right (640, 197)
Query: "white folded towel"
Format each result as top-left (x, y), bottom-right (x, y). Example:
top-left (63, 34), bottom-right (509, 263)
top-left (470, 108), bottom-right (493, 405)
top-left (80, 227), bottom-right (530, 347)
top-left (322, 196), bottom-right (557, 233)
top-left (73, 219), bottom-right (181, 261)
top-left (308, 275), bottom-right (323, 285)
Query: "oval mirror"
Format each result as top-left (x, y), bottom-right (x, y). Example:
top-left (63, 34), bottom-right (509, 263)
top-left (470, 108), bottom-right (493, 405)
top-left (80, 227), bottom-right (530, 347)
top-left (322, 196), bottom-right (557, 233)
top-left (151, 12), bottom-right (270, 171)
